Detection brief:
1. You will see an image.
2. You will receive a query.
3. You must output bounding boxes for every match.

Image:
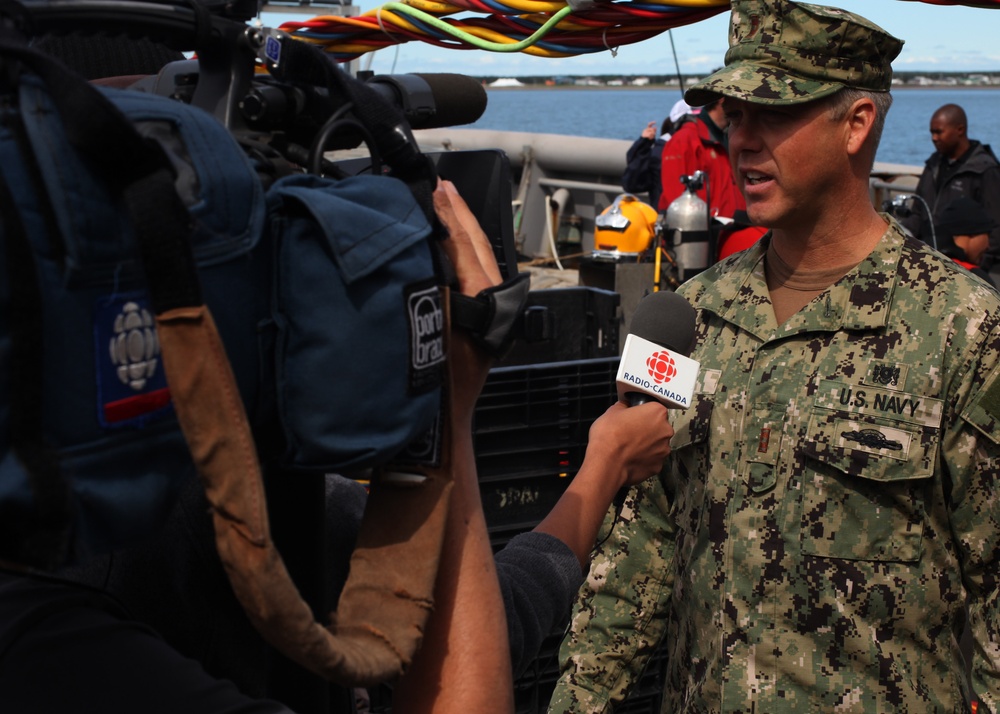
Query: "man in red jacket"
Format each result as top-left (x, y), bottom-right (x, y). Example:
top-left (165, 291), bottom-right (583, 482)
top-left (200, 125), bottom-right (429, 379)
top-left (659, 96), bottom-right (766, 261)
top-left (658, 97), bottom-right (743, 218)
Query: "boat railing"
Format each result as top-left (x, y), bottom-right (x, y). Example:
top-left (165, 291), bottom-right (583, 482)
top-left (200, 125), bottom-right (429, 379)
top-left (413, 128), bottom-right (925, 262)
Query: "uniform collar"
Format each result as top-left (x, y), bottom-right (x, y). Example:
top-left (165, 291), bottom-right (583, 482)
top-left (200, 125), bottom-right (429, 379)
top-left (690, 217), bottom-right (905, 341)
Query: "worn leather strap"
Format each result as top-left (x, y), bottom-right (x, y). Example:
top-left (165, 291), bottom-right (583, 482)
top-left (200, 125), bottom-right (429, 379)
top-left (156, 294), bottom-right (456, 687)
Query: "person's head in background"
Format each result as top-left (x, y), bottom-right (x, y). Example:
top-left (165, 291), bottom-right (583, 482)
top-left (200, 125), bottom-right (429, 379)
top-left (937, 196), bottom-right (996, 268)
top-left (667, 97), bottom-right (700, 135)
top-left (700, 96), bottom-right (729, 133)
top-left (929, 104), bottom-right (970, 162)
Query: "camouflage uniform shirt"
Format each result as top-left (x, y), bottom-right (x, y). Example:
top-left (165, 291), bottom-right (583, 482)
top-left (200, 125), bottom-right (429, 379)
top-left (551, 220), bottom-right (1000, 713)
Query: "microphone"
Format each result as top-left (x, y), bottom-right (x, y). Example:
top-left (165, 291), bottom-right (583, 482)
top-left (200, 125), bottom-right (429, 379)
top-left (616, 291), bottom-right (700, 408)
top-left (364, 73), bottom-right (488, 131)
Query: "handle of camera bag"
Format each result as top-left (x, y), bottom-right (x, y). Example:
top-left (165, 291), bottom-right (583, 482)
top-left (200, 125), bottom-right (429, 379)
top-left (0, 19), bottom-right (454, 687)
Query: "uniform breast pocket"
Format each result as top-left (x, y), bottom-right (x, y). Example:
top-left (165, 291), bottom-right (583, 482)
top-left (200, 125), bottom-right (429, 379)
top-left (797, 382), bottom-right (942, 563)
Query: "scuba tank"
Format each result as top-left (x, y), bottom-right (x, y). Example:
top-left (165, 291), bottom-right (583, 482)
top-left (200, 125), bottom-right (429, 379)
top-left (664, 170), bottom-right (711, 282)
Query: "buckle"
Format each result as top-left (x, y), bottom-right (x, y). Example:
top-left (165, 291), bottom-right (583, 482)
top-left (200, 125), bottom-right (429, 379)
top-left (450, 272), bottom-right (531, 358)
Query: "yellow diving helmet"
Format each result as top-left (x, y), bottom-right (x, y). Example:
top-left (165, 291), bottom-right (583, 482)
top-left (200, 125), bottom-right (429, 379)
top-left (593, 194), bottom-right (659, 259)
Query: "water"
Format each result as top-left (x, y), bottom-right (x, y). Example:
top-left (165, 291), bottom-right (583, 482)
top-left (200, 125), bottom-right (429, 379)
top-left (468, 87), bottom-right (1000, 167)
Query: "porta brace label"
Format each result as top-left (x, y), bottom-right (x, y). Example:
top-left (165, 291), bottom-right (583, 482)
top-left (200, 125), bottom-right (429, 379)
top-left (405, 281), bottom-right (446, 395)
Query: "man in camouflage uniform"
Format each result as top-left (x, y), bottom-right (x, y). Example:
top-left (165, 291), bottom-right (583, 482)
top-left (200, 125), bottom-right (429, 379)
top-left (549, 1), bottom-right (1000, 712)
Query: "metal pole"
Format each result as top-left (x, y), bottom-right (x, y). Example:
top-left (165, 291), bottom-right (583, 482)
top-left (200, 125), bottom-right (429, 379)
top-left (669, 29), bottom-right (684, 95)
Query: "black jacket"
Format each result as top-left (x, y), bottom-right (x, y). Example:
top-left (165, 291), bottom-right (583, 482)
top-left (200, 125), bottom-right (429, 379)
top-left (903, 140), bottom-right (1000, 270)
top-left (622, 134), bottom-right (667, 209)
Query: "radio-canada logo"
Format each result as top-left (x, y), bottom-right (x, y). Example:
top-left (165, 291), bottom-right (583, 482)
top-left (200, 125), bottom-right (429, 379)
top-left (646, 350), bottom-right (677, 385)
top-left (95, 295), bottom-right (172, 428)
top-left (110, 302), bottom-right (160, 390)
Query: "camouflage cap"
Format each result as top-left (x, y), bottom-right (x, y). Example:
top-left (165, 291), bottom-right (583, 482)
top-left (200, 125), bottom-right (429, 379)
top-left (685, 0), bottom-right (904, 106)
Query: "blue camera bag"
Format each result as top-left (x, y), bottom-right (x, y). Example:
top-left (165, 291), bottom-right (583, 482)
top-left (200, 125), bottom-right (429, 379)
top-left (268, 173), bottom-right (442, 472)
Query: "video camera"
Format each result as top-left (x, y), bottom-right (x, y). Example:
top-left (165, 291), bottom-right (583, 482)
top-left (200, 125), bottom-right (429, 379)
top-left (23, 0), bottom-right (518, 276)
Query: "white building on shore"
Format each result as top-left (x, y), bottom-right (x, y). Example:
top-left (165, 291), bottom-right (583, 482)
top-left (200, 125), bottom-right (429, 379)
top-left (488, 77), bottom-right (526, 88)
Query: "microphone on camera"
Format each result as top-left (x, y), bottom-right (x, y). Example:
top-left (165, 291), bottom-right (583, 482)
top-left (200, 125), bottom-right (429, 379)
top-left (616, 291), bottom-right (700, 409)
top-left (364, 73), bottom-right (488, 130)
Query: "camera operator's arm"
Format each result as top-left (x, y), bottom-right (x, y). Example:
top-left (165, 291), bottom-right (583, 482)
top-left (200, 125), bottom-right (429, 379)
top-left (393, 179), bottom-right (514, 714)
top-left (535, 400), bottom-right (673, 570)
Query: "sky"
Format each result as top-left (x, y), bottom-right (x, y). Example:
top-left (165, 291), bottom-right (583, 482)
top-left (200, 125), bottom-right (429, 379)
top-left (264, 1), bottom-right (1000, 77)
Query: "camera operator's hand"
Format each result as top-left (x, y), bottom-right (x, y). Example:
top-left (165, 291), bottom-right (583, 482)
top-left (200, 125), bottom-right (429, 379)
top-left (432, 178), bottom-right (503, 424)
top-left (394, 177), bottom-right (514, 714)
top-left (434, 178), bottom-right (503, 295)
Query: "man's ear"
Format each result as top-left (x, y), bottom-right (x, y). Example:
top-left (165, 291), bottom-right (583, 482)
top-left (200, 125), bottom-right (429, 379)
top-left (845, 97), bottom-right (876, 158)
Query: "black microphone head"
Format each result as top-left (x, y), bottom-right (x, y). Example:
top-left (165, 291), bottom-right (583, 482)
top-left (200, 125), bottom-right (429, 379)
top-left (628, 291), bottom-right (697, 356)
top-left (413, 73), bottom-right (487, 128)
top-left (365, 73), bottom-right (487, 130)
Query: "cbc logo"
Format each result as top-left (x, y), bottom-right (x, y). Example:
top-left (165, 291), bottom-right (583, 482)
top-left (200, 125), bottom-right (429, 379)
top-left (646, 350), bottom-right (677, 385)
top-left (109, 301), bottom-right (160, 391)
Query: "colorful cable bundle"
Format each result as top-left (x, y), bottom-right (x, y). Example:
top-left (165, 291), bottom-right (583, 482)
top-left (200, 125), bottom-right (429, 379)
top-left (278, 0), bottom-right (1000, 63)
top-left (279, 0), bottom-right (727, 61)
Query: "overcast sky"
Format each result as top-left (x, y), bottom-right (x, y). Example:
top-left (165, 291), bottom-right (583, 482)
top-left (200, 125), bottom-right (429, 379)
top-left (266, 1), bottom-right (1000, 77)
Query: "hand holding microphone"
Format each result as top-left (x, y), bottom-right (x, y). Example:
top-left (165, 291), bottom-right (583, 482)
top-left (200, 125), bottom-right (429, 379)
top-left (605, 290), bottom-right (699, 509)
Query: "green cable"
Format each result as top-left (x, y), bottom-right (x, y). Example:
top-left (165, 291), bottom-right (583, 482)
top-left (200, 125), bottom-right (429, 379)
top-left (382, 1), bottom-right (574, 52)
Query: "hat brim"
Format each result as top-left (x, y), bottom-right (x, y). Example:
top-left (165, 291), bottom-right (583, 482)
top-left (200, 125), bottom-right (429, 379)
top-left (685, 61), bottom-right (845, 107)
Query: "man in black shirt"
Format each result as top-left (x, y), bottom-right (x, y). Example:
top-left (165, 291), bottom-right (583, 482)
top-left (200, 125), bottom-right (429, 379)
top-left (902, 103), bottom-right (1000, 276)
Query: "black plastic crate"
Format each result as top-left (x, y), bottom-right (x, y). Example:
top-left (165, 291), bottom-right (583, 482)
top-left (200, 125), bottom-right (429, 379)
top-left (479, 471), bottom-right (580, 548)
top-left (498, 287), bottom-right (621, 367)
top-left (476, 362), bottom-right (620, 426)
top-left (475, 358), bottom-right (620, 455)
top-left (474, 357), bottom-right (620, 547)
